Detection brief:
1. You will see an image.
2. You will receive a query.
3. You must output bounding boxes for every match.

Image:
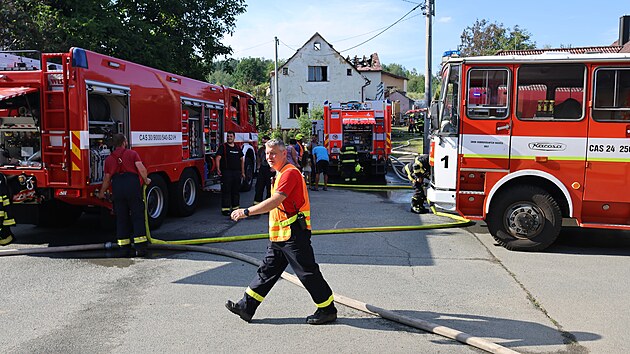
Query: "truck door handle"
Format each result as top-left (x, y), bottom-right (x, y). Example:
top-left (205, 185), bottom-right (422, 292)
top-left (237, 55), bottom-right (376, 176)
top-left (496, 123), bottom-right (510, 134)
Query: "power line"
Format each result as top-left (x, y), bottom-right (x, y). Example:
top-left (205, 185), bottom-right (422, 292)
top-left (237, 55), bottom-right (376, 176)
top-left (339, 3), bottom-right (423, 53)
top-left (278, 39), bottom-right (297, 52)
top-left (332, 13), bottom-right (422, 43)
top-left (232, 40), bottom-right (274, 54)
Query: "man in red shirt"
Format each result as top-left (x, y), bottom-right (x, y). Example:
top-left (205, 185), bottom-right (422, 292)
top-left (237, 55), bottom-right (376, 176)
top-left (227, 139), bottom-right (337, 325)
top-left (98, 134), bottom-right (151, 256)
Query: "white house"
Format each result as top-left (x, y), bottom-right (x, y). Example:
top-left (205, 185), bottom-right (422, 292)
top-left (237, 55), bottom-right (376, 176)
top-left (270, 33), bottom-right (369, 130)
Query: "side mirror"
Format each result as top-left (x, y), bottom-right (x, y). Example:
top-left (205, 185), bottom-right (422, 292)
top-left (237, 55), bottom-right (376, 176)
top-left (257, 102), bottom-right (265, 126)
top-left (429, 101), bottom-right (439, 133)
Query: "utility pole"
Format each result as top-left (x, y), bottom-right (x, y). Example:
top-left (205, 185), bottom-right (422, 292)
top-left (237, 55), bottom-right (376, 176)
top-left (423, 0), bottom-right (434, 154)
top-left (274, 36), bottom-right (280, 130)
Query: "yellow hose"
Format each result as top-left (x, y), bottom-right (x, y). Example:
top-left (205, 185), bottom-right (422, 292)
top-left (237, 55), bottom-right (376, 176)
top-left (147, 205), bottom-right (471, 245)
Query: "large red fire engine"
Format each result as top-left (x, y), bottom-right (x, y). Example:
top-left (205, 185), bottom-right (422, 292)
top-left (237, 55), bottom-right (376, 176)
top-left (428, 52), bottom-right (630, 251)
top-left (318, 100), bottom-right (392, 177)
top-left (0, 48), bottom-right (262, 228)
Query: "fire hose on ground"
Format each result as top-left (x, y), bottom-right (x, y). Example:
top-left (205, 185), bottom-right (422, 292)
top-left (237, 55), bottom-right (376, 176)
top-left (0, 185), bottom-right (522, 353)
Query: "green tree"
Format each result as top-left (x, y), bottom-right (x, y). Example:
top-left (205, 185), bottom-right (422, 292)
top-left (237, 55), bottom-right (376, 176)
top-left (459, 19), bottom-right (536, 56)
top-left (382, 63), bottom-right (409, 78)
top-left (408, 73), bottom-right (425, 93)
top-left (1, 0), bottom-right (246, 80)
top-left (234, 57), bottom-right (272, 91)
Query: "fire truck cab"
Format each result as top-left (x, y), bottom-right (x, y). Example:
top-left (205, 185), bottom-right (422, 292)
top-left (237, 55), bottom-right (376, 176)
top-left (319, 100), bottom-right (391, 178)
top-left (428, 52), bottom-right (630, 251)
top-left (0, 48), bottom-right (262, 228)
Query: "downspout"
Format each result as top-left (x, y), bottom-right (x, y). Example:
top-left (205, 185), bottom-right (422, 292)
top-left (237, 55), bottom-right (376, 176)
top-left (361, 77), bottom-right (371, 101)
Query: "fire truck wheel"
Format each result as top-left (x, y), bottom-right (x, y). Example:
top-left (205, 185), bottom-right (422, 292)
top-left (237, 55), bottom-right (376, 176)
top-left (487, 185), bottom-right (562, 252)
top-left (170, 169), bottom-right (199, 217)
top-left (240, 154), bottom-right (254, 192)
top-left (145, 175), bottom-right (169, 229)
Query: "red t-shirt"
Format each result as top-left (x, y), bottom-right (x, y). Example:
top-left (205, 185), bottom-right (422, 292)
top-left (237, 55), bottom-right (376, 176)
top-left (275, 167), bottom-right (305, 214)
top-left (104, 148), bottom-right (141, 176)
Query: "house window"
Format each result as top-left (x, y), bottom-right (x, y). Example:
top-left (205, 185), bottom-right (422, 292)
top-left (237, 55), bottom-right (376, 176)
top-left (308, 66), bottom-right (327, 82)
top-left (282, 67), bottom-right (288, 75)
top-left (314, 42), bottom-right (321, 51)
top-left (289, 103), bottom-right (308, 119)
top-left (347, 68), bottom-right (352, 76)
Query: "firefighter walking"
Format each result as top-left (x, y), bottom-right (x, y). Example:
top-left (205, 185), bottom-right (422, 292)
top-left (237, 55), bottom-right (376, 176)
top-left (98, 134), bottom-right (151, 256)
top-left (0, 174), bottom-right (16, 246)
top-left (227, 139), bottom-right (337, 325)
top-left (404, 154), bottom-right (430, 214)
top-left (216, 131), bottom-right (245, 216)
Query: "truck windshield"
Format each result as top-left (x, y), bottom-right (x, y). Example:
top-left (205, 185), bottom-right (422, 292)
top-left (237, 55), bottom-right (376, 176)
top-left (438, 64), bottom-right (460, 134)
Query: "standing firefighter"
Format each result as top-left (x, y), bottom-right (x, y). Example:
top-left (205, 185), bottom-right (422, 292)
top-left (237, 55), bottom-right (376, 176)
top-left (227, 139), bottom-right (337, 325)
top-left (216, 131), bottom-right (245, 216)
top-left (339, 144), bottom-right (359, 182)
top-left (98, 134), bottom-right (151, 256)
top-left (0, 175), bottom-right (16, 246)
top-left (253, 135), bottom-right (272, 205)
top-left (404, 154), bottom-right (430, 214)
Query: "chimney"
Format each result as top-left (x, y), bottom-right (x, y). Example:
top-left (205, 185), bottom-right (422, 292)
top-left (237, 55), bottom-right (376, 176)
top-left (620, 15), bottom-right (630, 46)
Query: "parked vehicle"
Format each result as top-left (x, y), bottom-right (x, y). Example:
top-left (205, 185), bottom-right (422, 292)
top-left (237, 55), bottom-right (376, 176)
top-left (315, 100), bottom-right (392, 177)
top-left (428, 52), bottom-right (630, 251)
top-left (0, 48), bottom-right (262, 228)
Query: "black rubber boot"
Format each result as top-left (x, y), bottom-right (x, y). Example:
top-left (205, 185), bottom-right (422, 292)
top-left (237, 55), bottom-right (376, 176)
top-left (132, 242), bottom-right (148, 257)
top-left (306, 303), bottom-right (337, 325)
top-left (225, 294), bottom-right (259, 322)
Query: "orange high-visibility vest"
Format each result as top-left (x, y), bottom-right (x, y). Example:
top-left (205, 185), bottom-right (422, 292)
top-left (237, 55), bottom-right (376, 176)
top-left (269, 164), bottom-right (311, 242)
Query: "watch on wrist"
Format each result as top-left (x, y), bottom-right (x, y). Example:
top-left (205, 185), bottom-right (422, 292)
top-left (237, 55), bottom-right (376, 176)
top-left (244, 208), bottom-right (250, 217)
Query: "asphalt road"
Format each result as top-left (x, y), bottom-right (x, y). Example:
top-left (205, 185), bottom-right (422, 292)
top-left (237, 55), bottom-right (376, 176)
top-left (2, 177), bottom-right (630, 353)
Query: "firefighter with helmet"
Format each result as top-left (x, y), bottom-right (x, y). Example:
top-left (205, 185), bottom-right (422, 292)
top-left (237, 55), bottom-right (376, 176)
top-left (404, 154), bottom-right (430, 214)
top-left (339, 139), bottom-right (360, 182)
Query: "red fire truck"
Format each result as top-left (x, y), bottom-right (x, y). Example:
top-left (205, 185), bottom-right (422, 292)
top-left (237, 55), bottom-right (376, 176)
top-left (319, 100), bottom-right (392, 177)
top-left (428, 52), bottom-right (630, 251)
top-left (0, 48), bottom-right (262, 228)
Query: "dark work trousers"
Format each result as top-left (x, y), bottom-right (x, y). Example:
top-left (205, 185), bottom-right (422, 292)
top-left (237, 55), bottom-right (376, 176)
top-left (248, 223), bottom-right (333, 306)
top-left (221, 169), bottom-right (241, 212)
top-left (112, 172), bottom-right (146, 240)
top-left (254, 165), bottom-right (272, 203)
top-left (310, 157), bottom-right (317, 185)
top-left (411, 180), bottom-right (427, 210)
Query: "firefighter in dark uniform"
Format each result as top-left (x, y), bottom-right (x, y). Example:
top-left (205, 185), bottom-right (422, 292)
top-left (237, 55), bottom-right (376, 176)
top-left (339, 143), bottom-right (359, 182)
top-left (404, 154), bottom-right (430, 214)
top-left (0, 174), bottom-right (16, 246)
top-left (216, 131), bottom-right (245, 216)
top-left (227, 139), bottom-right (337, 325)
top-left (253, 135), bottom-right (272, 204)
top-left (98, 134), bottom-right (151, 256)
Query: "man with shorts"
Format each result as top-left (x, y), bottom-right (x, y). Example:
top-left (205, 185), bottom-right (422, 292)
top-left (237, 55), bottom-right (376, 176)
top-left (311, 142), bottom-right (329, 191)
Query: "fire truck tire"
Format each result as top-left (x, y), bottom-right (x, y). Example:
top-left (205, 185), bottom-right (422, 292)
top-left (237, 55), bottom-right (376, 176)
top-left (487, 185), bottom-right (562, 252)
top-left (170, 169), bottom-right (199, 217)
top-left (145, 175), bottom-right (169, 229)
top-left (240, 154), bottom-right (254, 192)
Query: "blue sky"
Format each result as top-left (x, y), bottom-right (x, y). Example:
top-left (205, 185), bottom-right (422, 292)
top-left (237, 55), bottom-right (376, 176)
top-left (221, 0), bottom-right (629, 74)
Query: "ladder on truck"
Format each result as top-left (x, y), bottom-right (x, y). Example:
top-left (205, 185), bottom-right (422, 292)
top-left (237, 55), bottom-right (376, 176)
top-left (40, 53), bottom-right (71, 186)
